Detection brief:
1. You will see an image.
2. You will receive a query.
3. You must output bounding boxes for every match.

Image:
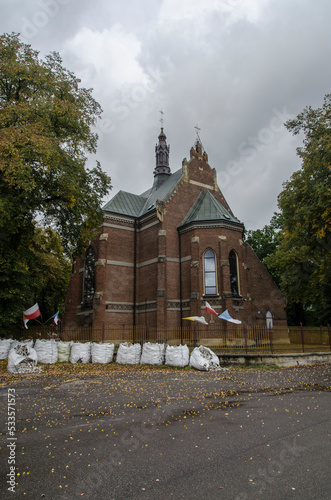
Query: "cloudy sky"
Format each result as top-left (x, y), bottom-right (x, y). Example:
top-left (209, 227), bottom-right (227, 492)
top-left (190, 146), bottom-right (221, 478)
top-left (1, 0), bottom-right (331, 229)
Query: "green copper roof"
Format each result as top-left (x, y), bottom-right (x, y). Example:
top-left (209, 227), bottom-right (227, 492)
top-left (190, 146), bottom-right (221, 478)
top-left (179, 190), bottom-right (241, 227)
top-left (103, 173), bottom-right (241, 229)
top-left (103, 168), bottom-right (183, 217)
top-left (103, 191), bottom-right (146, 217)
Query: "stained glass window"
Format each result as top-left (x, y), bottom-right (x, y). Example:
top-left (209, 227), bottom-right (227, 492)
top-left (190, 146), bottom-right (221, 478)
top-left (229, 250), bottom-right (239, 296)
top-left (84, 246), bottom-right (95, 303)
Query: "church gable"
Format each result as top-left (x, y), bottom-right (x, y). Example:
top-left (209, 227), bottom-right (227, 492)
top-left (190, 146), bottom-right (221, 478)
top-left (179, 190), bottom-right (242, 230)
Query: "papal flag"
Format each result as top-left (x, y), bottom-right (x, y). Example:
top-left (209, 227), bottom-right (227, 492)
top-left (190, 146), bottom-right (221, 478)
top-left (183, 316), bottom-right (209, 326)
top-left (23, 303), bottom-right (41, 329)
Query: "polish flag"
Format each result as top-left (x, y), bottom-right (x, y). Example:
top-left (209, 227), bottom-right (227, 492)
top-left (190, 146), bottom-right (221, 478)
top-left (23, 303), bottom-right (41, 320)
top-left (205, 301), bottom-right (218, 316)
top-left (23, 303), bottom-right (41, 329)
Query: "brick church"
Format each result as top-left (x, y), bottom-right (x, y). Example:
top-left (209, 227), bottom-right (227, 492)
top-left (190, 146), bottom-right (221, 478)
top-left (64, 127), bottom-right (287, 331)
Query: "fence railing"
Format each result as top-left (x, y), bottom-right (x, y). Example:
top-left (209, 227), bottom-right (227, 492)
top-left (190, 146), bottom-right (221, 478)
top-left (14, 324), bottom-right (331, 354)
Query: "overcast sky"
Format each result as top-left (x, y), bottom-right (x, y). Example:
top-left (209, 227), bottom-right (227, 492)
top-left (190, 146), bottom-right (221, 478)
top-left (1, 0), bottom-right (330, 229)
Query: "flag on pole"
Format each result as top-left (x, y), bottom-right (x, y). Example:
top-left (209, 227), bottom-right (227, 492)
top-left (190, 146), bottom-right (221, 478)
top-left (218, 309), bottom-right (242, 324)
top-left (183, 316), bottom-right (209, 326)
top-left (205, 301), bottom-right (218, 316)
top-left (23, 303), bottom-right (41, 329)
top-left (51, 311), bottom-right (60, 325)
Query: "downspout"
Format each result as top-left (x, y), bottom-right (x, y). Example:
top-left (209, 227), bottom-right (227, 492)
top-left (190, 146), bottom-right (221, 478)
top-left (177, 228), bottom-right (183, 328)
top-left (133, 218), bottom-right (137, 329)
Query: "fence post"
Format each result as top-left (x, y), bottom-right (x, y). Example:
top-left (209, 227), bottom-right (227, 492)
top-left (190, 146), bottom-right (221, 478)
top-left (268, 325), bottom-right (274, 354)
top-left (243, 325), bottom-right (248, 354)
top-left (300, 322), bottom-right (305, 353)
top-left (328, 324), bottom-right (331, 352)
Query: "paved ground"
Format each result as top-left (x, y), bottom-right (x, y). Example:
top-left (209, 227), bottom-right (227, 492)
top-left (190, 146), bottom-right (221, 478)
top-left (0, 363), bottom-right (330, 500)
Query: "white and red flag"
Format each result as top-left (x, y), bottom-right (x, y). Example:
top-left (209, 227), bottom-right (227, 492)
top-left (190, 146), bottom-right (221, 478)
top-left (23, 303), bottom-right (41, 329)
top-left (205, 301), bottom-right (218, 316)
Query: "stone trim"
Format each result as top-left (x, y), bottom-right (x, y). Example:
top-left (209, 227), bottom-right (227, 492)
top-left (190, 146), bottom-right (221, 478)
top-left (189, 179), bottom-right (215, 190)
top-left (179, 220), bottom-right (244, 235)
top-left (107, 260), bottom-right (134, 267)
top-left (106, 303), bottom-right (134, 312)
top-left (137, 258), bottom-right (158, 268)
top-left (103, 222), bottom-right (134, 232)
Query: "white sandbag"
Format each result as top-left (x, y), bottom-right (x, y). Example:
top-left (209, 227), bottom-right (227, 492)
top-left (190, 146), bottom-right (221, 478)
top-left (70, 342), bottom-right (91, 363)
top-left (91, 343), bottom-right (115, 364)
top-left (189, 345), bottom-right (220, 371)
top-left (10, 339), bottom-right (34, 350)
top-left (34, 339), bottom-right (58, 364)
top-left (140, 342), bottom-right (165, 365)
top-left (116, 342), bottom-right (141, 365)
top-left (7, 344), bottom-right (39, 373)
top-left (57, 341), bottom-right (73, 362)
top-left (0, 339), bottom-right (12, 360)
top-left (165, 344), bottom-right (190, 367)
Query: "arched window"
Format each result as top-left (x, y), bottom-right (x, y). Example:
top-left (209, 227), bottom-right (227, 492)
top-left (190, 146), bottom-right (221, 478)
top-left (266, 311), bottom-right (273, 330)
top-left (84, 246), bottom-right (95, 303)
top-left (204, 249), bottom-right (217, 295)
top-left (229, 250), bottom-right (239, 296)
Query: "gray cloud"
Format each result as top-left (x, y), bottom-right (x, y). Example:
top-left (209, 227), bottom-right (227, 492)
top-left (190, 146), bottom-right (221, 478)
top-left (1, 0), bottom-right (330, 229)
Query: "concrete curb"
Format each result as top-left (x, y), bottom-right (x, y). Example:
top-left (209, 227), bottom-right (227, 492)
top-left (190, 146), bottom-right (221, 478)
top-left (218, 351), bottom-right (331, 367)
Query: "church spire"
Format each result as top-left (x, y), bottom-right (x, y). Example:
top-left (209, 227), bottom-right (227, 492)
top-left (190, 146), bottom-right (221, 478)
top-left (153, 110), bottom-right (171, 185)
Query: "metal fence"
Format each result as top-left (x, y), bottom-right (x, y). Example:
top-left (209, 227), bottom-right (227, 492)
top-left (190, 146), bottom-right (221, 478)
top-left (15, 324), bottom-right (331, 354)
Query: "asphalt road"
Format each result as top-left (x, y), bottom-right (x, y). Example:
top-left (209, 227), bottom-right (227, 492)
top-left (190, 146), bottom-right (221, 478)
top-left (0, 364), bottom-right (330, 500)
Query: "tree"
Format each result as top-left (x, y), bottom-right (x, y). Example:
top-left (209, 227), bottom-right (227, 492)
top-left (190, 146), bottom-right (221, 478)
top-left (245, 213), bottom-right (283, 286)
top-left (0, 33), bottom-right (112, 332)
top-left (266, 94), bottom-right (331, 325)
top-left (27, 227), bottom-right (72, 320)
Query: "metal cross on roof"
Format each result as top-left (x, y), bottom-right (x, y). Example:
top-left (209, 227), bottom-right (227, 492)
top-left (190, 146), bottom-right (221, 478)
top-left (194, 124), bottom-right (204, 151)
top-left (194, 124), bottom-right (202, 142)
top-left (159, 109), bottom-right (165, 127)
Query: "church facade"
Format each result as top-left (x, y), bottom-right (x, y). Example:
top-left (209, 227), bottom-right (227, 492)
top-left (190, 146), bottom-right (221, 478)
top-left (63, 128), bottom-right (287, 332)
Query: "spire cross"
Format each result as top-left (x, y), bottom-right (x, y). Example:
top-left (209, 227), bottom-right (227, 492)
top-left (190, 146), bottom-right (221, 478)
top-left (194, 124), bottom-right (201, 139)
top-left (159, 109), bottom-right (165, 127)
top-left (194, 124), bottom-right (205, 153)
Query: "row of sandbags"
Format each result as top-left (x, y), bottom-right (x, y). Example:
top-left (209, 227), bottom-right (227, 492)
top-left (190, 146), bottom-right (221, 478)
top-left (2, 338), bottom-right (223, 371)
top-left (66, 341), bottom-right (222, 370)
